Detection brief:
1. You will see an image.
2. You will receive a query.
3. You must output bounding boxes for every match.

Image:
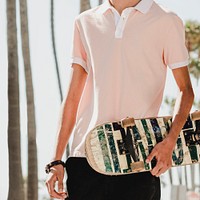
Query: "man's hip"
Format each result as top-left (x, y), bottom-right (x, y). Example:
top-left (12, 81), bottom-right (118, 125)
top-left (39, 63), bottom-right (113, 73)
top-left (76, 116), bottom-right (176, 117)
top-left (65, 157), bottom-right (161, 200)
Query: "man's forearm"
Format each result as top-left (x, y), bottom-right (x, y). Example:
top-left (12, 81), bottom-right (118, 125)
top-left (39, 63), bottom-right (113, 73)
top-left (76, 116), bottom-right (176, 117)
top-left (52, 97), bottom-right (79, 161)
top-left (166, 87), bottom-right (194, 147)
top-left (49, 65), bottom-right (88, 161)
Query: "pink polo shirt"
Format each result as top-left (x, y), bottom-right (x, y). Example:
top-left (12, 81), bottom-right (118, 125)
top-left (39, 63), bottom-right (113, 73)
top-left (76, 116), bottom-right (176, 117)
top-left (69, 0), bottom-right (189, 157)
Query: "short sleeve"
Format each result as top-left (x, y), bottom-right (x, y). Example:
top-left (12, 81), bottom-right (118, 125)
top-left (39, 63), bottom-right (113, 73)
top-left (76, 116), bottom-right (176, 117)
top-left (70, 19), bottom-right (88, 73)
top-left (163, 15), bottom-right (189, 69)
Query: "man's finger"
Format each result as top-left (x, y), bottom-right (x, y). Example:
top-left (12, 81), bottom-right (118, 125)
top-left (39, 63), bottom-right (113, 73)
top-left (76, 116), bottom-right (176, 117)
top-left (155, 166), bottom-right (168, 177)
top-left (45, 176), bottom-right (55, 194)
top-left (46, 178), bottom-right (65, 199)
top-left (146, 149), bottom-right (157, 163)
top-left (49, 182), bottom-right (65, 199)
top-left (150, 161), bottom-right (164, 176)
top-left (58, 178), bottom-right (64, 193)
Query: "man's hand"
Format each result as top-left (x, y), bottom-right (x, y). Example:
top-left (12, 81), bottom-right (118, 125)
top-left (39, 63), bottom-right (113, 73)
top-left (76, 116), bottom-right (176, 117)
top-left (146, 137), bottom-right (175, 177)
top-left (146, 66), bottom-right (194, 177)
top-left (45, 165), bottom-right (68, 199)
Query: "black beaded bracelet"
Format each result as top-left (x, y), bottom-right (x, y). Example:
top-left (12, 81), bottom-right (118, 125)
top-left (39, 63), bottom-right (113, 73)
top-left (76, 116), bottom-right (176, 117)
top-left (45, 160), bottom-right (65, 174)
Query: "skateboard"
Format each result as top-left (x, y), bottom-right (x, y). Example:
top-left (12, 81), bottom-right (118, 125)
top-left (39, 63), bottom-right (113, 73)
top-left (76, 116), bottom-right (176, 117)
top-left (85, 111), bottom-right (200, 175)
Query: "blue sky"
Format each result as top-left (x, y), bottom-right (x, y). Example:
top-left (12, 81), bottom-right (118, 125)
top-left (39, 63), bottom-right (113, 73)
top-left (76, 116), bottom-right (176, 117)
top-left (0, 0), bottom-right (200, 199)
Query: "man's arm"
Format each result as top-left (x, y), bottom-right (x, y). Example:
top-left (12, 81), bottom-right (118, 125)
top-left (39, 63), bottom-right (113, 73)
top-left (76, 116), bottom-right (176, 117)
top-left (146, 66), bottom-right (194, 177)
top-left (52, 64), bottom-right (87, 161)
top-left (46, 64), bottom-right (87, 199)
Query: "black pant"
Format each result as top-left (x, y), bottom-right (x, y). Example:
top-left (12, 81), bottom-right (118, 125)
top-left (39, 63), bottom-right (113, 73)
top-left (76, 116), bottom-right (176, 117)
top-left (65, 157), bottom-right (161, 200)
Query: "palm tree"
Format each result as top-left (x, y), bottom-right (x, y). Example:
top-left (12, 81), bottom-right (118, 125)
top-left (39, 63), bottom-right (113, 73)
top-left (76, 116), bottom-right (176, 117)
top-left (99, 0), bottom-right (103, 5)
top-left (7, 0), bottom-right (25, 199)
top-left (50, 0), bottom-right (63, 102)
top-left (185, 21), bottom-right (200, 83)
top-left (80, 0), bottom-right (91, 13)
top-left (187, 58), bottom-right (200, 84)
top-left (164, 96), bottom-right (176, 115)
top-left (185, 21), bottom-right (200, 52)
top-left (50, 0), bottom-right (69, 162)
top-left (19, 0), bottom-right (38, 199)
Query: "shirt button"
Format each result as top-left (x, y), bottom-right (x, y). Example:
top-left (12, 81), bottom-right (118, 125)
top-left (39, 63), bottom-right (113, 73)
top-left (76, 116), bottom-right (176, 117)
top-left (122, 16), bottom-right (126, 20)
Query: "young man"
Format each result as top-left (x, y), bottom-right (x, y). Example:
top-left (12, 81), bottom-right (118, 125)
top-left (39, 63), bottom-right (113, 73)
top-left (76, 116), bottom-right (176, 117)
top-left (45, 0), bottom-right (194, 199)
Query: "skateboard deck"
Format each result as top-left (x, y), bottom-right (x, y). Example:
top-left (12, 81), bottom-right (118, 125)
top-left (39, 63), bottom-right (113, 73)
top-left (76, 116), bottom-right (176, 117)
top-left (85, 111), bottom-right (200, 175)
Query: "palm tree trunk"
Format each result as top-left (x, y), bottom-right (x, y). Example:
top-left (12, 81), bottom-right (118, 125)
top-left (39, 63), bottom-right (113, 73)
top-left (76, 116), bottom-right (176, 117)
top-left (50, 0), bottom-right (63, 102)
top-left (19, 0), bottom-right (38, 199)
top-left (80, 0), bottom-right (91, 13)
top-left (7, 0), bottom-right (25, 199)
top-left (50, 0), bottom-right (69, 159)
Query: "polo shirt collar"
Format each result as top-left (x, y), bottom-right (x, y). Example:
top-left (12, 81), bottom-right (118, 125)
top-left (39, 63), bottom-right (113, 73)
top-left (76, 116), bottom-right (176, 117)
top-left (96, 0), bottom-right (154, 15)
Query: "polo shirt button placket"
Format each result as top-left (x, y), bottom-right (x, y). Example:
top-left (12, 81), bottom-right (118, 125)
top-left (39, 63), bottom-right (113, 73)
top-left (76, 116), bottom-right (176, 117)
top-left (115, 9), bottom-right (133, 38)
top-left (115, 17), bottom-right (125, 38)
